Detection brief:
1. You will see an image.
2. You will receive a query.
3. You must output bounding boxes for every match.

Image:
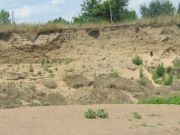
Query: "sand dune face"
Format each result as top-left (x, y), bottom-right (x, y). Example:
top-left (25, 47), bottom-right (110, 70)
top-left (0, 105), bottom-right (179, 135)
top-left (0, 25), bottom-right (179, 108)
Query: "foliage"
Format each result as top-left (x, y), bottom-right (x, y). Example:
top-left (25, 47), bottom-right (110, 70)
top-left (178, 3), bottom-right (180, 14)
top-left (138, 68), bottom-right (147, 86)
top-left (29, 64), bottom-right (34, 73)
top-left (109, 70), bottom-right (119, 78)
top-left (132, 55), bottom-right (143, 65)
top-left (139, 95), bottom-right (180, 105)
top-left (84, 109), bottom-right (97, 119)
top-left (140, 0), bottom-right (176, 17)
top-left (133, 112), bottom-right (142, 119)
top-left (84, 109), bottom-right (109, 119)
top-left (73, 0), bottom-right (137, 23)
top-left (152, 63), bottom-right (173, 85)
top-left (48, 17), bottom-right (69, 24)
top-left (174, 59), bottom-right (180, 68)
top-left (155, 63), bottom-right (165, 78)
top-left (0, 10), bottom-right (11, 24)
top-left (163, 73), bottom-right (173, 86)
top-left (96, 109), bottom-right (109, 118)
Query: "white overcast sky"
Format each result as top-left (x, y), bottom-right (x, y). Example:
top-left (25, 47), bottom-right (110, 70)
top-left (0, 0), bottom-right (179, 23)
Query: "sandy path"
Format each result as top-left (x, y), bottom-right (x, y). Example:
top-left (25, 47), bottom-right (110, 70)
top-left (0, 105), bottom-right (180, 135)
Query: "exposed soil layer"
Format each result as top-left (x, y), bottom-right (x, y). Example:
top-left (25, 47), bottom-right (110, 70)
top-left (0, 24), bottom-right (179, 108)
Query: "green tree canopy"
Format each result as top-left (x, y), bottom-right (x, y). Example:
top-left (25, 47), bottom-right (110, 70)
top-left (73, 0), bottom-right (137, 23)
top-left (140, 0), bottom-right (176, 17)
top-left (0, 10), bottom-right (11, 24)
top-left (178, 3), bottom-right (180, 14)
top-left (48, 17), bottom-right (69, 24)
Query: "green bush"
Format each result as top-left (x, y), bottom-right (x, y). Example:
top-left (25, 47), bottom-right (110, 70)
top-left (132, 55), bottom-right (143, 65)
top-left (96, 109), bottom-right (108, 118)
top-left (163, 73), bottom-right (173, 86)
top-left (139, 95), bottom-right (180, 105)
top-left (84, 109), bottom-right (96, 119)
top-left (84, 109), bottom-right (109, 119)
top-left (156, 64), bottom-right (165, 77)
top-left (133, 112), bottom-right (142, 119)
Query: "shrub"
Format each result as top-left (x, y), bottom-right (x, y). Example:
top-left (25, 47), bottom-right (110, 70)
top-left (163, 73), bottom-right (173, 86)
top-left (84, 109), bottom-right (96, 119)
top-left (132, 55), bottom-right (143, 65)
top-left (96, 109), bottom-right (108, 118)
top-left (139, 95), bottom-right (180, 105)
top-left (84, 109), bottom-right (109, 119)
top-left (156, 64), bottom-right (165, 77)
top-left (109, 70), bottom-right (119, 78)
top-left (138, 77), bottom-right (147, 86)
top-left (174, 59), bottom-right (180, 68)
top-left (133, 112), bottom-right (142, 119)
top-left (138, 68), bottom-right (147, 86)
top-left (29, 64), bottom-right (34, 72)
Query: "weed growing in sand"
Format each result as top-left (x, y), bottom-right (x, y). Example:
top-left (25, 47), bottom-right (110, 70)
top-left (24, 83), bottom-right (36, 92)
top-left (109, 70), bottom-right (119, 78)
top-left (84, 109), bottom-right (109, 119)
top-left (96, 109), bottom-right (109, 118)
top-left (174, 58), bottom-right (180, 68)
top-left (163, 73), bottom-right (173, 86)
top-left (29, 64), bottom-right (34, 73)
top-left (84, 109), bottom-right (97, 119)
top-left (132, 55), bottom-right (143, 65)
top-left (152, 63), bottom-right (173, 85)
top-left (155, 64), bottom-right (165, 78)
top-left (133, 112), bottom-right (142, 119)
top-left (139, 95), bottom-right (180, 105)
top-left (42, 59), bottom-right (49, 71)
top-left (138, 68), bottom-right (147, 86)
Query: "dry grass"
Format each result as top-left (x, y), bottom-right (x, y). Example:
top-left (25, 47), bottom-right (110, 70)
top-left (134, 15), bottom-right (180, 27)
top-left (0, 15), bottom-right (180, 34)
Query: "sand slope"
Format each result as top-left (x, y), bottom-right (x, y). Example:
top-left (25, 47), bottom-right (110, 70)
top-left (0, 105), bottom-right (179, 135)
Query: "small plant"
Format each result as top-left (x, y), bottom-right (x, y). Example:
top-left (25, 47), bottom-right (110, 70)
top-left (84, 109), bottom-right (109, 119)
top-left (156, 64), bottom-right (165, 78)
top-left (138, 77), bottom-right (147, 86)
top-left (163, 73), bottom-right (173, 86)
top-left (152, 63), bottom-right (173, 85)
top-left (133, 112), bottom-right (142, 119)
top-left (174, 59), bottom-right (180, 68)
top-left (48, 69), bottom-right (53, 74)
top-left (139, 95), bottom-right (180, 105)
top-left (138, 68), bottom-right (147, 86)
top-left (29, 64), bottom-right (34, 72)
top-left (84, 109), bottom-right (96, 119)
top-left (96, 109), bottom-right (108, 118)
top-left (38, 71), bottom-right (42, 75)
top-left (132, 55), bottom-right (143, 65)
top-left (109, 70), bottom-right (119, 78)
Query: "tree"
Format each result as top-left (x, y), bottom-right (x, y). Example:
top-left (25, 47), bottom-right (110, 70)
top-left (73, 0), bottom-right (137, 23)
top-left (0, 10), bottom-right (11, 24)
top-left (140, 0), bottom-right (176, 17)
top-left (178, 3), bottom-right (180, 14)
top-left (48, 17), bottom-right (69, 24)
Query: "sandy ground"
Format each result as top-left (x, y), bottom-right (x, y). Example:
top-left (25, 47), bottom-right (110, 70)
top-left (0, 105), bottom-right (179, 135)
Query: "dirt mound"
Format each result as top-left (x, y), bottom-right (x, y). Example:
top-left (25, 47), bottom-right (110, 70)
top-left (94, 74), bottom-right (146, 92)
